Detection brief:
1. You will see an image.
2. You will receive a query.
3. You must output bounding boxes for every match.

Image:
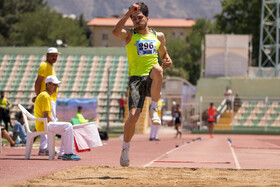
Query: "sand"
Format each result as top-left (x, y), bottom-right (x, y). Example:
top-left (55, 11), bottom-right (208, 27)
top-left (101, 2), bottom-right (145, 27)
top-left (17, 166), bottom-right (280, 187)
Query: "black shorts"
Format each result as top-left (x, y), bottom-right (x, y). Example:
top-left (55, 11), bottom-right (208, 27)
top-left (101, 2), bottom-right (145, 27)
top-left (128, 74), bottom-right (152, 111)
top-left (226, 100), bottom-right (231, 107)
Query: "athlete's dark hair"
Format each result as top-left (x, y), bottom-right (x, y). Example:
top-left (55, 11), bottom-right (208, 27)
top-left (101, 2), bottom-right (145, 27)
top-left (129, 2), bottom-right (149, 17)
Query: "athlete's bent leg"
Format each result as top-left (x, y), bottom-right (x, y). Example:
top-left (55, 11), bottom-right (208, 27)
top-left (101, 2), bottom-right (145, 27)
top-left (150, 65), bottom-right (163, 102)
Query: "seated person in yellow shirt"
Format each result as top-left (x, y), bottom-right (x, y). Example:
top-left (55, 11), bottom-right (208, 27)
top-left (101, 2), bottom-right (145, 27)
top-left (76, 106), bottom-right (108, 140)
top-left (76, 106), bottom-right (89, 124)
top-left (34, 75), bottom-right (81, 160)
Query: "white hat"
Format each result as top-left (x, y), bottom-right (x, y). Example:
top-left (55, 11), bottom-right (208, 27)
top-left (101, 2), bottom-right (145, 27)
top-left (46, 47), bottom-right (61, 54)
top-left (45, 75), bottom-right (61, 84)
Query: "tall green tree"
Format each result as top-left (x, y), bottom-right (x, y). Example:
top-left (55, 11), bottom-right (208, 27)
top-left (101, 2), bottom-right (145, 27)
top-left (165, 37), bottom-right (190, 81)
top-left (10, 7), bottom-right (88, 46)
top-left (0, 0), bottom-right (47, 45)
top-left (9, 7), bottom-right (88, 46)
top-left (0, 0), bottom-right (89, 46)
top-left (215, 0), bottom-right (262, 65)
top-left (186, 18), bottom-right (217, 84)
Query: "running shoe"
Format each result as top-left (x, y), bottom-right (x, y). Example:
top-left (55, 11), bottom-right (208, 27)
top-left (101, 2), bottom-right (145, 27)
top-left (38, 149), bottom-right (49, 156)
top-left (62, 154), bottom-right (81, 161)
top-left (120, 149), bottom-right (129, 167)
top-left (149, 108), bottom-right (161, 126)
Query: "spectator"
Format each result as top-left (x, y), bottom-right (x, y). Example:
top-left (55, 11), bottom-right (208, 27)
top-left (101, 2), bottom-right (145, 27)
top-left (12, 112), bottom-right (27, 145)
top-left (0, 91), bottom-right (13, 131)
top-left (118, 94), bottom-right (126, 121)
top-left (174, 104), bottom-right (182, 138)
top-left (33, 47), bottom-right (60, 156)
top-left (34, 75), bottom-right (80, 160)
top-left (224, 87), bottom-right (233, 112)
top-left (206, 102), bottom-right (219, 138)
top-left (76, 106), bottom-right (89, 124)
top-left (234, 94), bottom-right (242, 112)
top-left (171, 101), bottom-right (176, 126)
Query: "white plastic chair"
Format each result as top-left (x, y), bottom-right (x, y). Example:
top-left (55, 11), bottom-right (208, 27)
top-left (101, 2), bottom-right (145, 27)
top-left (18, 104), bottom-right (56, 160)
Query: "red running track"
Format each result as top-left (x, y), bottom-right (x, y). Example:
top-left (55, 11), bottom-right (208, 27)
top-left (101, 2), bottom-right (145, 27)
top-left (1, 133), bottom-right (280, 186)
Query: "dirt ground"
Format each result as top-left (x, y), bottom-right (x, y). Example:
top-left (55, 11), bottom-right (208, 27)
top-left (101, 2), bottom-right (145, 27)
top-left (16, 166), bottom-right (280, 187)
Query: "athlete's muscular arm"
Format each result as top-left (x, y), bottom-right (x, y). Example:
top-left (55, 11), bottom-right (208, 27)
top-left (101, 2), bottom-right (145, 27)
top-left (112, 3), bottom-right (139, 43)
top-left (157, 32), bottom-right (172, 69)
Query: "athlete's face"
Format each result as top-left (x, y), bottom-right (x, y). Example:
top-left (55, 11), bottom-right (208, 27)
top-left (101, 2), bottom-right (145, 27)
top-left (131, 11), bottom-right (148, 30)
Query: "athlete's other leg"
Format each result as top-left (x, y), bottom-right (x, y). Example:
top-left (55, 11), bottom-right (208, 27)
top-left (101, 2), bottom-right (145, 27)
top-left (120, 107), bottom-right (141, 167)
top-left (150, 65), bottom-right (163, 102)
top-left (123, 108), bottom-right (141, 143)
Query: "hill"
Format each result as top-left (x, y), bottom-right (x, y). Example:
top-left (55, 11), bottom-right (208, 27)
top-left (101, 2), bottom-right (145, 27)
top-left (46, 0), bottom-right (221, 21)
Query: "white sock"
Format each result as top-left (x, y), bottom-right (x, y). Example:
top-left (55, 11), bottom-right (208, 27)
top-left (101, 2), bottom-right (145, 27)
top-left (153, 125), bottom-right (159, 139)
top-left (122, 141), bottom-right (130, 150)
top-left (150, 100), bottom-right (158, 110)
top-left (150, 121), bottom-right (155, 138)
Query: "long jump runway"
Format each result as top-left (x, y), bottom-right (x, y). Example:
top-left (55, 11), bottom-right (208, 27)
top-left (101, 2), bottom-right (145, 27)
top-left (0, 133), bottom-right (280, 185)
top-left (145, 134), bottom-right (280, 169)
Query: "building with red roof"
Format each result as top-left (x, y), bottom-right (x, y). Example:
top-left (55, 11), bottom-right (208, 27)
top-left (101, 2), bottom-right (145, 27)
top-left (87, 17), bottom-right (195, 47)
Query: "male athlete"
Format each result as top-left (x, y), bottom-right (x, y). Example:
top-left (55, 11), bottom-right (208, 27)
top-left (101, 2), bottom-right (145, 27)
top-left (112, 2), bottom-right (172, 166)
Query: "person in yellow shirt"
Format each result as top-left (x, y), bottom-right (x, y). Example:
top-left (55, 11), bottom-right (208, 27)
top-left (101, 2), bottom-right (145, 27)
top-left (0, 91), bottom-right (13, 131)
top-left (112, 2), bottom-right (172, 167)
top-left (34, 75), bottom-right (80, 160)
top-left (76, 106), bottom-right (89, 124)
top-left (33, 47), bottom-right (60, 156)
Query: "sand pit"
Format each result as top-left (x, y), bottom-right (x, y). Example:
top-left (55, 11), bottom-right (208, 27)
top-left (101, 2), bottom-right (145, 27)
top-left (17, 166), bottom-right (280, 187)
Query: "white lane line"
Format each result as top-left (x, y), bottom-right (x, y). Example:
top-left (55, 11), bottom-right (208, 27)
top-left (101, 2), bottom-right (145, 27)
top-left (143, 140), bottom-right (197, 167)
top-left (228, 141), bottom-right (241, 169)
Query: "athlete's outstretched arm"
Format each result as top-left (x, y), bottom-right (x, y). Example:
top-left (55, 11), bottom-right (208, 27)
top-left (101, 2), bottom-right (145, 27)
top-left (112, 3), bottom-right (140, 41)
top-left (157, 32), bottom-right (172, 69)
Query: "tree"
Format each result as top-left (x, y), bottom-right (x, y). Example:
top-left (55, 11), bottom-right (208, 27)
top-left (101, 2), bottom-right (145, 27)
top-left (165, 37), bottom-right (190, 81)
top-left (0, 0), bottom-right (47, 45)
top-left (9, 7), bottom-right (88, 46)
top-left (214, 0), bottom-right (262, 65)
top-left (186, 18), bottom-right (218, 84)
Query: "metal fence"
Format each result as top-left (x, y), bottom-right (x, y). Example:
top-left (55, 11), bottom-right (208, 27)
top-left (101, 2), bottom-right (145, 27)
top-left (176, 96), bottom-right (280, 132)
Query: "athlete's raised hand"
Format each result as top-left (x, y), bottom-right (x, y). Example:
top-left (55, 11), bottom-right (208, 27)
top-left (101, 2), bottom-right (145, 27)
top-left (128, 3), bottom-right (140, 15)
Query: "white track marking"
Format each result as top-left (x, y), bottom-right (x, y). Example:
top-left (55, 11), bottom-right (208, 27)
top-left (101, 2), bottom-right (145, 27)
top-left (228, 141), bottom-right (241, 169)
top-left (143, 141), bottom-right (195, 167)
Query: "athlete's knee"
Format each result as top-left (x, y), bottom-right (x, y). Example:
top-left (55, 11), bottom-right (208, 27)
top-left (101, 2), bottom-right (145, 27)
top-left (151, 65), bottom-right (163, 79)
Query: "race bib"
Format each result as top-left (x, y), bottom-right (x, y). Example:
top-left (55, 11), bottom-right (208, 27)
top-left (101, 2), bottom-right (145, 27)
top-left (136, 40), bottom-right (157, 56)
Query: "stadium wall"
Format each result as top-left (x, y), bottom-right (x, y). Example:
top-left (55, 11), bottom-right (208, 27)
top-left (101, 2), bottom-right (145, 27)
top-left (0, 47), bottom-right (126, 56)
top-left (196, 77), bottom-right (280, 98)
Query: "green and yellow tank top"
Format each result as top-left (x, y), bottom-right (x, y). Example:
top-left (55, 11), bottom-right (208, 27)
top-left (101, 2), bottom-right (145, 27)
top-left (0, 97), bottom-right (7, 108)
top-left (126, 28), bottom-right (161, 76)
